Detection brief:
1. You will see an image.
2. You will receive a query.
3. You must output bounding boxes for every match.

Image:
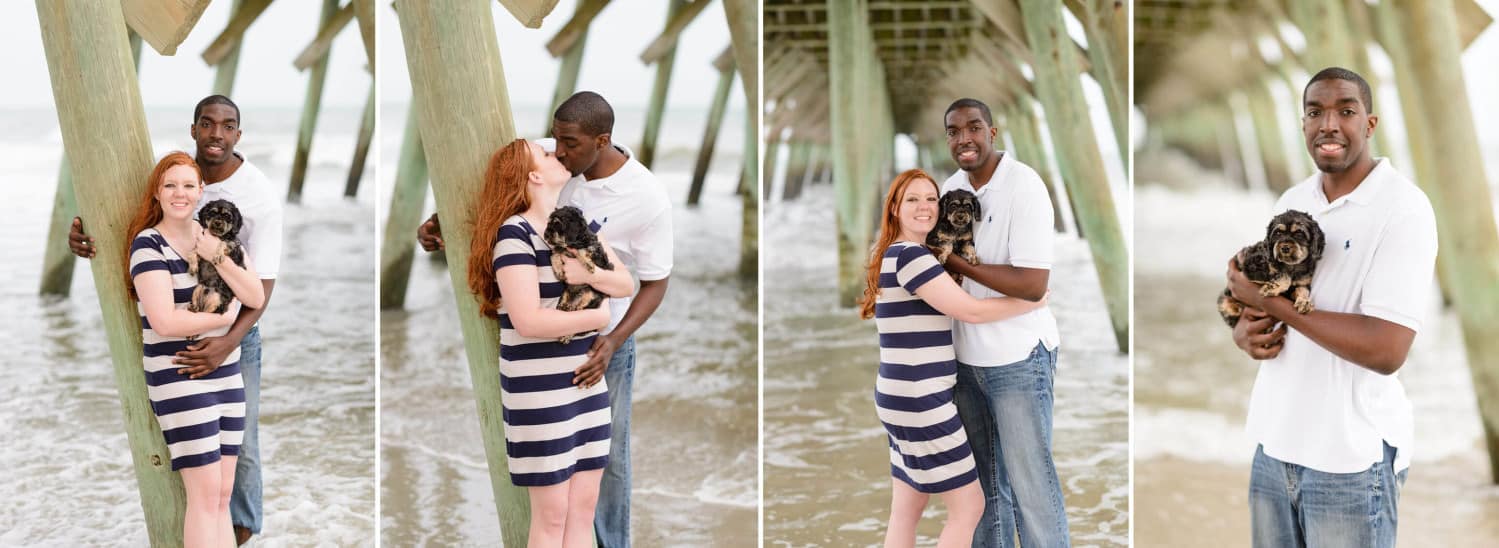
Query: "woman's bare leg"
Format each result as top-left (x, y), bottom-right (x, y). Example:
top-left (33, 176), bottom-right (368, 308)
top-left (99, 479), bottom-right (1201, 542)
top-left (937, 480), bottom-right (983, 548)
top-left (885, 479), bottom-right (930, 548)
top-left (217, 456), bottom-right (238, 547)
top-left (181, 462), bottom-right (223, 548)
top-left (528, 481), bottom-right (570, 548)
top-left (563, 469), bottom-right (603, 548)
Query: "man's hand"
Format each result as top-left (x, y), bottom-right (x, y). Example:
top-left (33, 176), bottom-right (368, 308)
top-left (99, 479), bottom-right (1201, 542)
top-left (1233, 306), bottom-right (1287, 360)
top-left (573, 333), bottom-right (619, 388)
top-left (417, 213), bottom-right (444, 252)
top-left (1227, 256), bottom-right (1267, 310)
top-left (174, 334), bottom-right (244, 379)
top-left (69, 217), bottom-right (96, 258)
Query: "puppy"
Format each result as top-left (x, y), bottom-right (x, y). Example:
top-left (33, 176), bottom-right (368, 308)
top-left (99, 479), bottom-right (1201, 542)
top-left (188, 199), bottom-right (246, 315)
top-left (926, 189), bottom-right (981, 283)
top-left (544, 206), bottom-right (614, 344)
top-left (1217, 209), bottom-right (1325, 327)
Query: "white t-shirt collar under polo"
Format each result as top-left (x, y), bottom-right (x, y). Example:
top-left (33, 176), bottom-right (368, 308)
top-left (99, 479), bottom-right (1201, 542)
top-left (1245, 157), bottom-right (1438, 475)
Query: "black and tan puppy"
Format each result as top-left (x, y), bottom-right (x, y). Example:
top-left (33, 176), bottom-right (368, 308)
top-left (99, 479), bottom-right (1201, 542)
top-left (189, 199), bottom-right (246, 314)
top-left (926, 189), bottom-right (981, 283)
top-left (544, 206), bottom-right (615, 344)
top-left (1217, 209), bottom-right (1325, 327)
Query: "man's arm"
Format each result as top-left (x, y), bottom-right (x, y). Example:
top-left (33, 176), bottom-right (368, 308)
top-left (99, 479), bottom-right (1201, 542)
top-left (1228, 260), bottom-right (1414, 375)
top-left (943, 255), bottom-right (1048, 301)
top-left (175, 279), bottom-right (274, 378)
top-left (572, 277), bottom-right (668, 387)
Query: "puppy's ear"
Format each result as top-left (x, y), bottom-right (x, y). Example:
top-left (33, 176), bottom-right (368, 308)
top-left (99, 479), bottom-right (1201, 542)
top-left (1309, 220), bottom-right (1325, 260)
top-left (970, 193), bottom-right (981, 218)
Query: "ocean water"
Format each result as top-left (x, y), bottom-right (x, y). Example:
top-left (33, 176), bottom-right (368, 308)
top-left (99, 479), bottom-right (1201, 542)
top-left (762, 183), bottom-right (1130, 547)
top-left (1132, 148), bottom-right (1499, 547)
top-left (377, 104), bottom-right (758, 545)
top-left (0, 107), bottom-right (377, 546)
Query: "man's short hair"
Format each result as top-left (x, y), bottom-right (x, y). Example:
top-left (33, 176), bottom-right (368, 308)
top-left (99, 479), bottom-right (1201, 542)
top-left (944, 98), bottom-right (993, 127)
top-left (554, 91), bottom-right (614, 136)
top-left (1304, 67), bottom-right (1373, 113)
top-left (194, 94), bottom-right (241, 124)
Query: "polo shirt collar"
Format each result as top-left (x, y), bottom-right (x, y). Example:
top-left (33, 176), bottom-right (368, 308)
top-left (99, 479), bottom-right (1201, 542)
top-left (1316, 157), bottom-right (1391, 210)
top-left (582, 143), bottom-right (635, 193)
top-left (952, 150), bottom-right (1009, 195)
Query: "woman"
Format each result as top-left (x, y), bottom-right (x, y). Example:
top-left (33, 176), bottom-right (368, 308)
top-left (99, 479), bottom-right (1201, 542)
top-left (467, 139), bottom-right (634, 547)
top-left (126, 151), bottom-right (265, 547)
top-left (859, 169), bottom-right (1047, 548)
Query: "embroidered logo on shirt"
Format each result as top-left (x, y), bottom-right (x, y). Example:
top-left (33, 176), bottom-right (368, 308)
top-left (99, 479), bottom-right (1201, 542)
top-left (1344, 239), bottom-right (1350, 250)
top-left (588, 217), bottom-right (607, 233)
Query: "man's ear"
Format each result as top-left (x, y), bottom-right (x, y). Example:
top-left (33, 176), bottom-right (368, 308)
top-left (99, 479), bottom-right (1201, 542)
top-left (596, 132), bottom-right (611, 150)
top-left (1366, 114), bottom-right (1379, 137)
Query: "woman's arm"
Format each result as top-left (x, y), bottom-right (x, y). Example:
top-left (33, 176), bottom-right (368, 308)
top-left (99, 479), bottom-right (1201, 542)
top-left (134, 270), bottom-right (236, 337)
top-left (496, 264), bottom-right (611, 338)
top-left (912, 273), bottom-right (1048, 324)
top-left (561, 238), bottom-right (635, 298)
top-left (197, 230), bottom-right (265, 308)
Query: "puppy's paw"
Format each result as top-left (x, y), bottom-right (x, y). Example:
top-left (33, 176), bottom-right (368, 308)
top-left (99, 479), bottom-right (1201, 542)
top-left (1294, 297), bottom-right (1314, 315)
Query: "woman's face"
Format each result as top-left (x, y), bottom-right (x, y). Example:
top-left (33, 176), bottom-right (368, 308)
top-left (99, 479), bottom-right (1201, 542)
top-left (156, 164), bottom-right (202, 221)
top-left (528, 140), bottom-right (571, 187)
top-left (896, 177), bottom-right (940, 237)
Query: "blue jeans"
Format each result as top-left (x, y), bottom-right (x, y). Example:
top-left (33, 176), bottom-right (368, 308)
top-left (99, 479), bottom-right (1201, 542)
top-left (1250, 442), bottom-right (1405, 548)
top-left (594, 336), bottom-right (635, 548)
top-left (229, 325), bottom-right (263, 533)
top-left (954, 342), bottom-right (1070, 548)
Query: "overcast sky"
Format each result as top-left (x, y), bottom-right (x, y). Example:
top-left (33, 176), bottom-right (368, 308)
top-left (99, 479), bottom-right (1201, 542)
top-left (1, 2), bottom-right (369, 109)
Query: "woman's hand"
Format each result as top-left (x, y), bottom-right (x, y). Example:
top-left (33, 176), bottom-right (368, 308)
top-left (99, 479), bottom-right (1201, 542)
top-left (195, 227), bottom-right (225, 263)
top-left (590, 299), bottom-right (612, 329)
top-left (559, 255), bottom-right (596, 285)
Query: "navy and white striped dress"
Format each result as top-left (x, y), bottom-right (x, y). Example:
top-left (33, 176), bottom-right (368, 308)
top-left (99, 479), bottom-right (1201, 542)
top-left (492, 215), bottom-right (611, 486)
top-left (129, 228), bottom-right (246, 471)
top-left (875, 241), bottom-right (978, 493)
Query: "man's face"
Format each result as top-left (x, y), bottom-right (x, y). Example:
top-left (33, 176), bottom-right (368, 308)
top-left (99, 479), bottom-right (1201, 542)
top-left (1301, 79), bottom-right (1376, 174)
top-left (550, 120), bottom-right (603, 177)
top-left (190, 103), bottom-right (241, 166)
top-left (945, 107), bottom-right (997, 172)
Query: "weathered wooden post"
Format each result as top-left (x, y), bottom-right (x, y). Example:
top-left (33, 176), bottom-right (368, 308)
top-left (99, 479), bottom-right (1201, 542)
top-left (212, 0), bottom-right (244, 94)
top-left (1015, 0), bottom-right (1129, 351)
top-left (543, 0), bottom-right (608, 131)
top-left (345, 82), bottom-right (376, 197)
top-left (722, 0), bottom-right (758, 279)
top-left (1004, 101), bottom-right (1070, 233)
top-left (1388, 0), bottom-right (1499, 481)
top-left (637, 0), bottom-right (689, 168)
top-left (41, 33), bottom-right (144, 297)
top-left (36, 2), bottom-right (185, 543)
top-left (287, 0), bottom-right (341, 203)
top-left (782, 140), bottom-right (812, 201)
top-left (380, 106), bottom-right (430, 309)
top-left (762, 130), bottom-right (783, 200)
top-left (688, 46), bottom-right (736, 207)
top-left (1064, 0), bottom-right (1129, 169)
top-left (1243, 80), bottom-right (1294, 194)
top-left (395, 0), bottom-right (531, 542)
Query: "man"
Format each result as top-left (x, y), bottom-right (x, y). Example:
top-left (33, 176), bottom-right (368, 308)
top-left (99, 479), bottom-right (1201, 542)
top-left (71, 95), bottom-right (283, 546)
top-left (416, 91), bottom-right (673, 548)
top-left (938, 98), bottom-right (1069, 548)
top-left (1227, 67), bottom-right (1435, 548)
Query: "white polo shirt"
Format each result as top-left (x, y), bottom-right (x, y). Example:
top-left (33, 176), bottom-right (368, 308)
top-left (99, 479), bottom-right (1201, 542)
top-left (1244, 158), bottom-right (1437, 474)
top-left (558, 144), bottom-right (674, 333)
top-left (940, 151), bottom-right (1059, 366)
top-left (196, 153), bottom-right (283, 279)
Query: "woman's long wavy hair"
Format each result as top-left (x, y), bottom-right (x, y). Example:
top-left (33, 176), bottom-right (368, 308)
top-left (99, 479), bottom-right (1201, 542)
top-left (468, 139), bottom-right (536, 318)
top-left (124, 151), bottom-right (200, 301)
top-left (858, 168), bottom-right (938, 320)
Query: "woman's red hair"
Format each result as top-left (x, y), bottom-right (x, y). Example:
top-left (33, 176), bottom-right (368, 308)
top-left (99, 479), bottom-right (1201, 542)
top-left (858, 168), bottom-right (939, 319)
top-left (124, 151), bottom-right (200, 301)
top-left (468, 139), bottom-right (536, 318)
